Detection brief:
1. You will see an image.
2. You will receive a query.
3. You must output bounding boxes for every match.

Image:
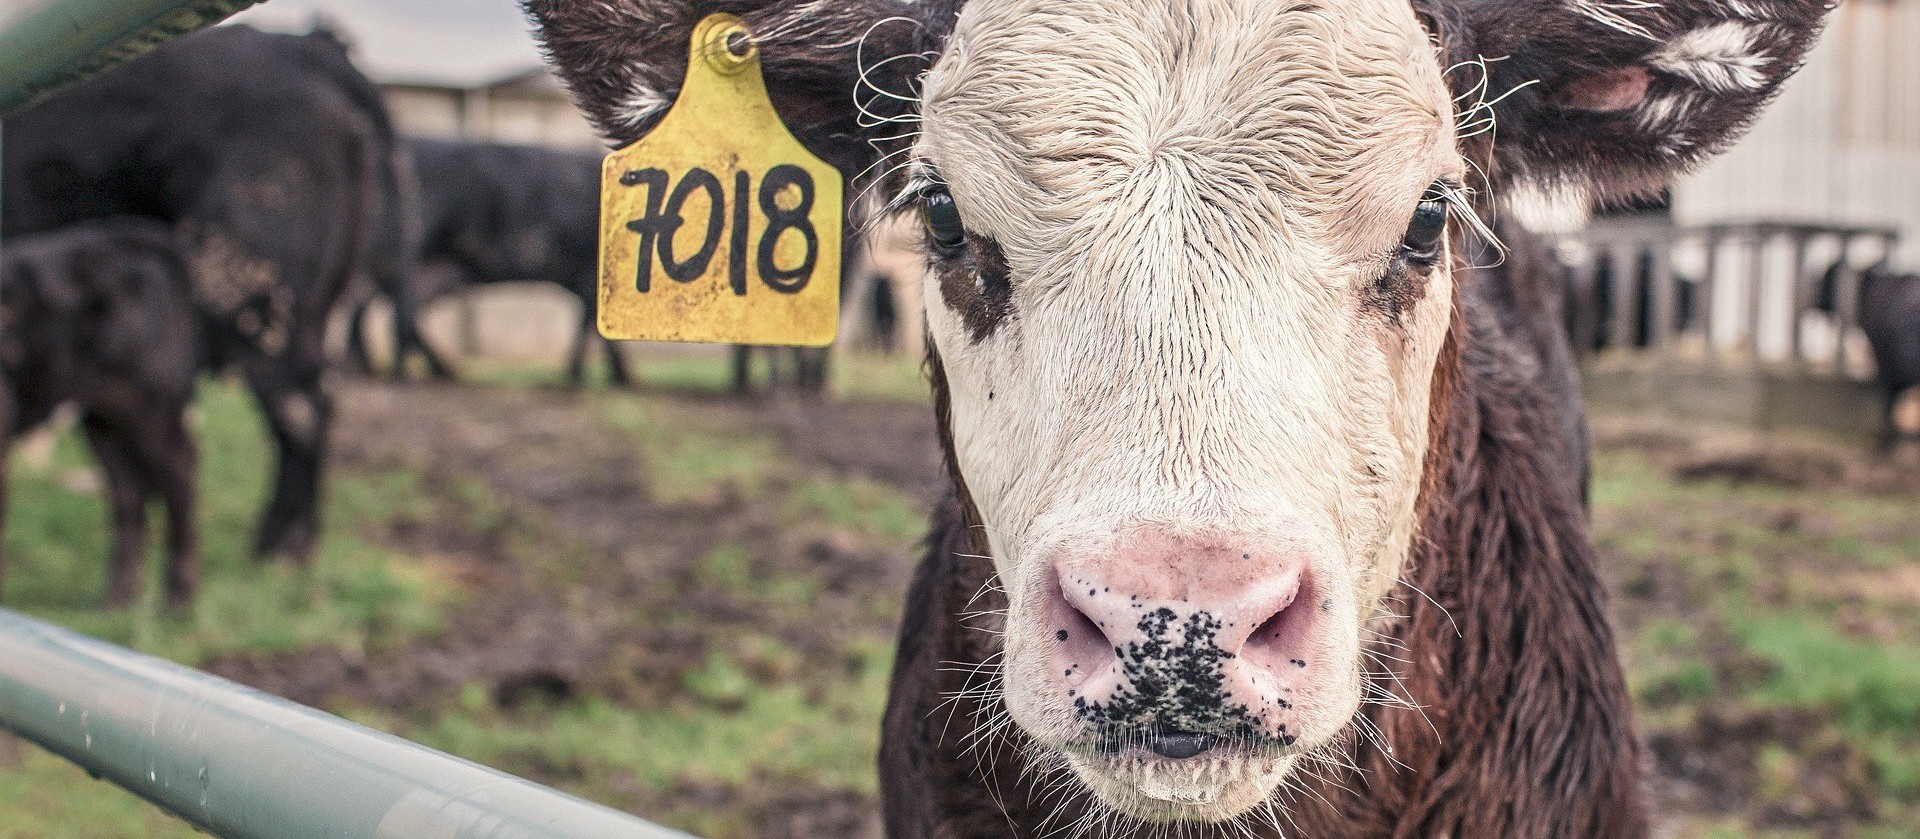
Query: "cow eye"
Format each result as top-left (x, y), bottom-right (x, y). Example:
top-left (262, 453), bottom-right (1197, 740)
top-left (920, 186), bottom-right (967, 254)
top-left (1400, 185), bottom-right (1449, 264)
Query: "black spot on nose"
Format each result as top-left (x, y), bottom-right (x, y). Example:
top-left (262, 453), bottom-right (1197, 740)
top-left (1145, 731), bottom-right (1216, 760)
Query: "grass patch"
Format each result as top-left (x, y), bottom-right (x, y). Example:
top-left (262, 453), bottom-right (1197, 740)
top-left (596, 397), bottom-right (780, 503)
top-left (832, 352), bottom-right (928, 405)
top-left (1593, 448), bottom-right (1920, 836)
top-left (783, 476), bottom-right (924, 544)
top-left (3, 380), bottom-right (460, 666)
top-left (0, 741), bottom-right (201, 839)
top-left (346, 639), bottom-right (894, 839)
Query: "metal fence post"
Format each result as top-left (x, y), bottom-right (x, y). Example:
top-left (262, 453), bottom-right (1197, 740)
top-left (0, 608), bottom-right (697, 839)
top-left (0, 0), bottom-right (265, 116)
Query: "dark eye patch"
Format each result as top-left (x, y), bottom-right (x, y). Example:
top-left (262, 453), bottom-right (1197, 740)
top-left (902, 181), bottom-right (1015, 342)
top-left (933, 234), bottom-right (1014, 343)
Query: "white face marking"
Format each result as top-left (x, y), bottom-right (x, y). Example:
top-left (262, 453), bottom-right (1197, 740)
top-left (912, 0), bottom-right (1464, 823)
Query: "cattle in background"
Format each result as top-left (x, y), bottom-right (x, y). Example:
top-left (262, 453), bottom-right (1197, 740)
top-left (532, 0), bottom-right (1831, 836)
top-left (0, 220), bottom-right (201, 607)
top-left (345, 138), bottom-right (627, 387)
top-left (3, 24), bottom-right (399, 562)
top-left (1571, 247), bottom-right (1702, 353)
top-left (1818, 262), bottom-right (1920, 450)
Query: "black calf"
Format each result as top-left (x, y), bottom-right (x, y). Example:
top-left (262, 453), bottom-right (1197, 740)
top-left (4, 25), bottom-right (397, 563)
top-left (0, 219), bottom-right (201, 606)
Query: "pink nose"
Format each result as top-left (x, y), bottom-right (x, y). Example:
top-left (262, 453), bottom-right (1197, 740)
top-left (1041, 532), bottom-right (1325, 752)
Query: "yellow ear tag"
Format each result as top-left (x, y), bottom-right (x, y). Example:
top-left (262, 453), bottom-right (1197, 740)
top-left (597, 13), bottom-right (843, 346)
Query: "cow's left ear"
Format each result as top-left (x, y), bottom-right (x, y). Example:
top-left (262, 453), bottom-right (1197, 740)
top-left (1439, 0), bottom-right (1834, 204)
top-left (523, 1), bottom-right (961, 188)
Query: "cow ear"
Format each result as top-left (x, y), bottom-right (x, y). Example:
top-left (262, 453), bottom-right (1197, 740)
top-left (522, 1), bottom-right (960, 185)
top-left (1447, 0), bottom-right (1834, 205)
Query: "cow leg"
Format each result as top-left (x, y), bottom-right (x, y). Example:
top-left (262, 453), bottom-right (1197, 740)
top-left (0, 398), bottom-right (13, 602)
top-left (81, 415), bottom-right (150, 607)
top-left (390, 289), bottom-right (454, 381)
top-left (731, 345), bottom-right (753, 395)
top-left (566, 302), bottom-right (594, 388)
top-left (603, 336), bottom-right (633, 389)
top-left (798, 348), bottom-right (831, 395)
top-left (242, 359), bottom-right (331, 564)
top-left (345, 299), bottom-right (379, 376)
top-left (147, 409), bottom-right (201, 608)
top-left (1877, 384), bottom-right (1901, 454)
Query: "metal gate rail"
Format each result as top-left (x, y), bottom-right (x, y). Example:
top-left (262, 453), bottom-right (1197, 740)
top-left (0, 608), bottom-right (693, 839)
top-left (0, 0), bottom-right (269, 114)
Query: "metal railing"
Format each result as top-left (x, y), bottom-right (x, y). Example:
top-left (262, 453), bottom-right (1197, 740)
top-left (0, 608), bottom-right (694, 839)
top-left (1559, 216), bottom-right (1901, 377)
top-left (0, 0), bottom-right (268, 114)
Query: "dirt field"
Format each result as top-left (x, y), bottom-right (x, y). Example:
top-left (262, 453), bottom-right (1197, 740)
top-left (2, 356), bottom-right (1916, 839)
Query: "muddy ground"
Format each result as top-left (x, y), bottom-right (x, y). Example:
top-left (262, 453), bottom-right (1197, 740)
top-left (189, 378), bottom-right (1917, 838)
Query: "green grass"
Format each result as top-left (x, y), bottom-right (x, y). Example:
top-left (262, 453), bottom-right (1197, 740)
top-left (1594, 448), bottom-right (1920, 836)
top-left (832, 352), bottom-right (930, 404)
top-left (344, 638), bottom-right (893, 839)
top-left (4, 380), bottom-right (461, 665)
top-left (784, 476), bottom-right (925, 543)
top-left (596, 397), bottom-right (781, 503)
top-left (0, 742), bottom-right (201, 839)
top-left (464, 349), bottom-right (930, 404)
top-left (0, 379), bottom-right (480, 839)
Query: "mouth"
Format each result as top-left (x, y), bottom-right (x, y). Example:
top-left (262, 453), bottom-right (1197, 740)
top-left (1086, 727), bottom-right (1294, 763)
top-left (1060, 730), bottom-right (1298, 822)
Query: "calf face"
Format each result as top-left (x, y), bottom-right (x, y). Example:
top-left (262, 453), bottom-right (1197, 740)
top-left (914, 2), bottom-right (1459, 818)
top-left (529, 0), bottom-right (1830, 824)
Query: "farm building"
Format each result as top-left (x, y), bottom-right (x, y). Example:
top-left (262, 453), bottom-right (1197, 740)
top-left (382, 68), bottom-right (603, 152)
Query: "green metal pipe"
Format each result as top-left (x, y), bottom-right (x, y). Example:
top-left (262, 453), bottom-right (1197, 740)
top-left (0, 0), bottom-right (265, 116)
top-left (0, 608), bottom-right (698, 839)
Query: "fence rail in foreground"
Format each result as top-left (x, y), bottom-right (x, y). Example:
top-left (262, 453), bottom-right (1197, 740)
top-left (0, 608), bottom-right (696, 839)
top-left (0, 0), bottom-right (265, 115)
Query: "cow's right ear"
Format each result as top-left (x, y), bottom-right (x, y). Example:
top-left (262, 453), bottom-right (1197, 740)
top-left (523, 1), bottom-right (961, 186)
top-left (1433, 0), bottom-right (1834, 206)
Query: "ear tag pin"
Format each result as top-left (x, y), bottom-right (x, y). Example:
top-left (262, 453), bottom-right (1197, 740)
top-left (596, 13), bottom-right (843, 346)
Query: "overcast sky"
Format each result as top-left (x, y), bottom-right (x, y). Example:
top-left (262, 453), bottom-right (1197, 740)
top-left (231, 0), bottom-right (544, 85)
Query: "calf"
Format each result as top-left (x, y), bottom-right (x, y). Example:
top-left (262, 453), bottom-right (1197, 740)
top-left (346, 138), bottom-right (626, 387)
top-left (1819, 262), bottom-right (1920, 449)
top-left (4, 24), bottom-right (396, 562)
top-left (0, 219), bottom-right (201, 607)
top-left (532, 1), bottom-right (1830, 835)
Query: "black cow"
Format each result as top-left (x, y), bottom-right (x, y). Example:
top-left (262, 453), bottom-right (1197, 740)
top-left (1818, 262), bottom-right (1920, 450)
top-left (0, 219), bottom-right (201, 607)
top-left (1568, 245), bottom-right (1701, 354)
top-left (4, 25), bottom-right (400, 562)
top-left (346, 137), bottom-right (627, 387)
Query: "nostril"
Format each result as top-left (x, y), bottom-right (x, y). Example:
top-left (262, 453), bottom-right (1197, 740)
top-left (1059, 598), bottom-right (1109, 660)
top-left (1047, 574), bottom-right (1116, 690)
top-left (1247, 573), bottom-right (1313, 660)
